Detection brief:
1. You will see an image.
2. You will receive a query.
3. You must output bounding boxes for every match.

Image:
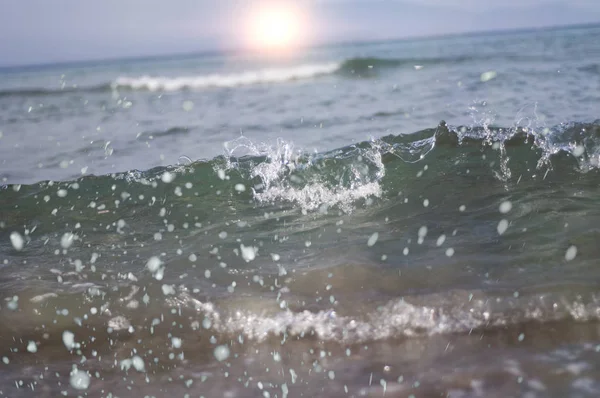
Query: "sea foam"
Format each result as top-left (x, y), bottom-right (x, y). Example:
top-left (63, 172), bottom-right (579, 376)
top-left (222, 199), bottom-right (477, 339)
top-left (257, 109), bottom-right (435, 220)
top-left (112, 63), bottom-right (340, 91)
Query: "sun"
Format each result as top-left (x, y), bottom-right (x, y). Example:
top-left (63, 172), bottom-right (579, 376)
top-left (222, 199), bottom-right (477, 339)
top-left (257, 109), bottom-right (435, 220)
top-left (243, 1), bottom-right (309, 54)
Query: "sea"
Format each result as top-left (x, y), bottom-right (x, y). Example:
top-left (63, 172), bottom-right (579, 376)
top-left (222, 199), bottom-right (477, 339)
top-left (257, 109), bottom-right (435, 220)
top-left (1, 23), bottom-right (600, 398)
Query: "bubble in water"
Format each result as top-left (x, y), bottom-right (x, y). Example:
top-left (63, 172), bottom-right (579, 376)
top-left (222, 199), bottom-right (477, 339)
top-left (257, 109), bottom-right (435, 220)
top-left (367, 232), bottom-right (379, 247)
top-left (499, 201), bottom-right (512, 214)
top-left (70, 368), bottom-right (90, 390)
top-left (423, 199), bottom-right (429, 207)
top-left (446, 248), bottom-right (455, 257)
top-left (57, 189), bottom-right (68, 198)
top-left (459, 205), bottom-right (466, 212)
top-left (219, 231), bottom-right (228, 239)
top-left (161, 172), bottom-right (175, 183)
top-left (565, 245), bottom-right (577, 261)
top-left (217, 169), bottom-right (226, 180)
top-left (214, 345), bottom-right (230, 361)
top-left (10, 232), bottom-right (24, 251)
top-left (497, 219), bottom-right (509, 235)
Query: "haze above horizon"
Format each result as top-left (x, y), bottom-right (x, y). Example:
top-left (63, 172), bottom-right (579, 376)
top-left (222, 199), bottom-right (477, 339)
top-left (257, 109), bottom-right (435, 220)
top-left (1, 0), bottom-right (599, 67)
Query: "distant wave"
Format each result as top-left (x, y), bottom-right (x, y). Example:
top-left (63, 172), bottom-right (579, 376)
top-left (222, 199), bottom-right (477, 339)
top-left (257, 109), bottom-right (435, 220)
top-left (112, 63), bottom-right (340, 91)
top-left (0, 84), bottom-right (110, 98)
top-left (0, 56), bottom-right (477, 97)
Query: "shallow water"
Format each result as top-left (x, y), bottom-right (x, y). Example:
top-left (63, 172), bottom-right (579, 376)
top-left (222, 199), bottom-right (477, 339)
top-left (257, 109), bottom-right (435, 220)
top-left (2, 24), bottom-right (600, 397)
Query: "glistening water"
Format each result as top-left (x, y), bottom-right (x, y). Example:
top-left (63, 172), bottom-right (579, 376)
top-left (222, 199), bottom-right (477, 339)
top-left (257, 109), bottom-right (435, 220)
top-left (1, 24), bottom-right (600, 397)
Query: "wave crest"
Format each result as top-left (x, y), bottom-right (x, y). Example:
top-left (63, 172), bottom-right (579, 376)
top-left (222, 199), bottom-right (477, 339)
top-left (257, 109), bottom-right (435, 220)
top-left (112, 63), bottom-right (340, 91)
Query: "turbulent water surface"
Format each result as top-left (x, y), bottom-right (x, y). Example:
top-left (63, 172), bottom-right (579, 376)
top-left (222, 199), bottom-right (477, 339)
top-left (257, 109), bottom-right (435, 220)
top-left (2, 25), bottom-right (600, 397)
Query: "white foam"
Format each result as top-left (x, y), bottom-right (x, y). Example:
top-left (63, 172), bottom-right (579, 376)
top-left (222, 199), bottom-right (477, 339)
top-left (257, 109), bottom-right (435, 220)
top-left (224, 136), bottom-right (385, 213)
top-left (113, 63), bottom-right (340, 91)
top-left (255, 181), bottom-right (382, 213)
top-left (168, 291), bottom-right (600, 345)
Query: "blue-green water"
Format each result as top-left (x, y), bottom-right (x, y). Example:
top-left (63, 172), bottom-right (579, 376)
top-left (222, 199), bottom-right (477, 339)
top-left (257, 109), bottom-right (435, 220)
top-left (1, 25), bottom-right (600, 397)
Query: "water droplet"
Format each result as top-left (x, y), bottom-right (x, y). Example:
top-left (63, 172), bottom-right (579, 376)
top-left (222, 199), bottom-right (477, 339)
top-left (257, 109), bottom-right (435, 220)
top-left (436, 234), bottom-right (446, 246)
top-left (146, 256), bottom-right (163, 274)
top-left (132, 355), bottom-right (145, 372)
top-left (240, 244), bottom-right (256, 262)
top-left (172, 337), bottom-right (182, 349)
top-left (497, 219), bottom-right (509, 235)
top-left (481, 71), bottom-right (497, 82)
top-left (26, 341), bottom-right (37, 353)
top-left (499, 201), bottom-right (512, 214)
top-left (565, 245), bottom-right (577, 261)
top-left (161, 172), bottom-right (175, 183)
top-left (69, 368), bottom-right (90, 390)
top-left (10, 232), bottom-right (24, 251)
top-left (235, 183), bottom-right (246, 192)
top-left (62, 330), bottom-right (75, 350)
top-left (60, 233), bottom-right (75, 249)
top-left (367, 232), bottom-right (379, 247)
top-left (214, 345), bottom-right (230, 361)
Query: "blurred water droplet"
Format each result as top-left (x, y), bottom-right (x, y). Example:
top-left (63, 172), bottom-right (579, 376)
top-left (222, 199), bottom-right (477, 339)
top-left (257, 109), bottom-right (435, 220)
top-left (367, 232), bottom-right (379, 247)
top-left (497, 219), bottom-right (509, 235)
top-left (214, 345), bottom-right (230, 361)
top-left (481, 71), bottom-right (497, 82)
top-left (499, 201), bottom-right (512, 214)
top-left (10, 232), bottom-right (24, 251)
top-left (565, 245), bottom-right (577, 261)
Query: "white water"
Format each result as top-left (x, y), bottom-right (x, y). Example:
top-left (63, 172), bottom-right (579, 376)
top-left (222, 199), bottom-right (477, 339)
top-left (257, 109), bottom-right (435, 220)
top-left (113, 62), bottom-right (340, 91)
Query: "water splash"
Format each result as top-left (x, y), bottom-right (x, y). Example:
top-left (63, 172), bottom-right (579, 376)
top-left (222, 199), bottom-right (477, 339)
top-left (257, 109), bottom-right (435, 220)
top-left (222, 136), bottom-right (385, 213)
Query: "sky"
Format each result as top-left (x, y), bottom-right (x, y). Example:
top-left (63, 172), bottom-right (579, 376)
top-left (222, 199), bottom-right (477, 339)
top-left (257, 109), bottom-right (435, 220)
top-left (1, 0), bottom-right (599, 66)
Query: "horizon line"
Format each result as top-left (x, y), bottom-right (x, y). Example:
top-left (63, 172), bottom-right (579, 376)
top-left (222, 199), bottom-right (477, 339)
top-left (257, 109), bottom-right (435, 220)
top-left (1, 20), bottom-right (599, 71)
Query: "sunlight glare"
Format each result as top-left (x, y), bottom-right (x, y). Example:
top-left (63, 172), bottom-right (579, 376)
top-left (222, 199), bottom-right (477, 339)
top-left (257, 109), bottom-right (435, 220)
top-left (243, 1), bottom-right (310, 54)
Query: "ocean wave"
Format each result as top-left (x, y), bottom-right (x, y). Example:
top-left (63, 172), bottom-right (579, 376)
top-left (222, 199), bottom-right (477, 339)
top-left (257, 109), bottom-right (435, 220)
top-left (0, 55), bottom-right (479, 97)
top-left (5, 119), bottom-right (600, 216)
top-left (0, 84), bottom-right (111, 98)
top-left (165, 289), bottom-right (600, 343)
top-left (112, 62), bottom-right (340, 91)
top-left (7, 285), bottom-right (600, 346)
